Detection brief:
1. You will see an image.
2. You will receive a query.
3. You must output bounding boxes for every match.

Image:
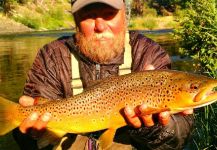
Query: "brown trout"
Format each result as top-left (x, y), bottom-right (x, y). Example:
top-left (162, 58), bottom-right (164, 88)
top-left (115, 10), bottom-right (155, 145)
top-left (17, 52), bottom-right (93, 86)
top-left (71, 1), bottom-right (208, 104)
top-left (0, 70), bottom-right (217, 149)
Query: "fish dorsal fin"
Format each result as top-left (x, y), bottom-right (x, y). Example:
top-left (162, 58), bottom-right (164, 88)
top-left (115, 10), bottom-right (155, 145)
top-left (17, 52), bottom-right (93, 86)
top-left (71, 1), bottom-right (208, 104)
top-left (37, 129), bottom-right (66, 149)
top-left (98, 128), bottom-right (117, 150)
top-left (140, 107), bottom-right (170, 115)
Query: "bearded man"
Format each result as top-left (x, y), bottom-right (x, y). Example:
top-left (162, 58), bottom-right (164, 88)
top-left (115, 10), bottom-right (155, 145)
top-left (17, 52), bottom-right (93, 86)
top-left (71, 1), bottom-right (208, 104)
top-left (13, 0), bottom-right (194, 149)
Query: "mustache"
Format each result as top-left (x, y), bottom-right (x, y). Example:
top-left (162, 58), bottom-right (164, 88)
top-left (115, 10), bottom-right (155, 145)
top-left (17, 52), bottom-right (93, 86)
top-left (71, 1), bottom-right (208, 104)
top-left (75, 30), bottom-right (125, 64)
top-left (92, 33), bottom-right (114, 39)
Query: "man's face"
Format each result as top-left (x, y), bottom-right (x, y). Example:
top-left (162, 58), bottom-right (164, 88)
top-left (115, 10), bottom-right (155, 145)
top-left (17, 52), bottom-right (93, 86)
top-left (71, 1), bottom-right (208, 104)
top-left (74, 3), bottom-right (126, 64)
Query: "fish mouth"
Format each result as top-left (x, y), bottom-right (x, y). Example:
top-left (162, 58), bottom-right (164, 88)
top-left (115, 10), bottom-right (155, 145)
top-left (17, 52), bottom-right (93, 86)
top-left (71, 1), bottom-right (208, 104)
top-left (205, 86), bottom-right (217, 99)
top-left (193, 85), bottom-right (217, 107)
top-left (208, 86), bottom-right (217, 95)
top-left (171, 87), bottom-right (217, 113)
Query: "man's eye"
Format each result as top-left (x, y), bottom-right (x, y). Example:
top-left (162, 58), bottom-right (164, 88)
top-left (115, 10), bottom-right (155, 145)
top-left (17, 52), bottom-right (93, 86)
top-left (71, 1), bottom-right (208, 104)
top-left (81, 13), bottom-right (97, 19)
top-left (103, 11), bottom-right (117, 20)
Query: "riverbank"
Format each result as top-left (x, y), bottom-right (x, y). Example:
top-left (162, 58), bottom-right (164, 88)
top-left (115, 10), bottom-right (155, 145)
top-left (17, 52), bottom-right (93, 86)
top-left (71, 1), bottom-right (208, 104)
top-left (0, 9), bottom-right (178, 35)
top-left (0, 0), bottom-right (180, 35)
top-left (0, 16), bottom-right (177, 35)
top-left (0, 14), bottom-right (33, 34)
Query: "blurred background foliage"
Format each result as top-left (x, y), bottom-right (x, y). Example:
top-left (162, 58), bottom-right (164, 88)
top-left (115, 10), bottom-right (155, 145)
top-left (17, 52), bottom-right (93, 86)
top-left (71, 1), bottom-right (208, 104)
top-left (0, 0), bottom-right (74, 30)
top-left (174, 0), bottom-right (217, 149)
top-left (0, 0), bottom-right (217, 149)
top-left (0, 0), bottom-right (190, 30)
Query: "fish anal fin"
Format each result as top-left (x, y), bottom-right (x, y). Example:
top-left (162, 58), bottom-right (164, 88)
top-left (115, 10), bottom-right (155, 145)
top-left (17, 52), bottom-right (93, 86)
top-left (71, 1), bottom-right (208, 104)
top-left (140, 107), bottom-right (170, 115)
top-left (98, 128), bottom-right (117, 150)
top-left (37, 129), bottom-right (66, 149)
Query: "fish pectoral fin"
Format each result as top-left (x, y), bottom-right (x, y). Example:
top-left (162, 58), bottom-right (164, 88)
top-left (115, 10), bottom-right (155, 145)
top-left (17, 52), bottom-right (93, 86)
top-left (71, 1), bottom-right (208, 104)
top-left (140, 107), bottom-right (170, 115)
top-left (37, 129), bottom-right (66, 149)
top-left (98, 128), bottom-right (117, 150)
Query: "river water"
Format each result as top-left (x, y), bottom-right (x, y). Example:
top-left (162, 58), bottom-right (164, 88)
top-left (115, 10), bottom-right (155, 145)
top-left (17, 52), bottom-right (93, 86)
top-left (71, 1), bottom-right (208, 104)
top-left (0, 30), bottom-right (195, 149)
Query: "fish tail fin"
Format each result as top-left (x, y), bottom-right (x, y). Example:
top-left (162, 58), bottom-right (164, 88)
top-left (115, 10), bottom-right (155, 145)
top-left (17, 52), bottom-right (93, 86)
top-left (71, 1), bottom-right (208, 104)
top-left (0, 96), bottom-right (19, 135)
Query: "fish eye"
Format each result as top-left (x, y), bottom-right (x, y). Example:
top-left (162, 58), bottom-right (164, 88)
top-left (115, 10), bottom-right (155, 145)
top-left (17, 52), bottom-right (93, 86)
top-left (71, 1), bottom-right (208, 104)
top-left (190, 83), bottom-right (200, 90)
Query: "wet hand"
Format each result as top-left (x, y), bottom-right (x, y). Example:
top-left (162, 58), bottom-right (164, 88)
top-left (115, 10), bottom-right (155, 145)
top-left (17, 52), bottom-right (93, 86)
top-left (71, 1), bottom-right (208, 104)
top-left (123, 65), bottom-right (194, 128)
top-left (124, 104), bottom-right (193, 128)
top-left (18, 95), bottom-right (51, 139)
top-left (124, 104), bottom-right (170, 128)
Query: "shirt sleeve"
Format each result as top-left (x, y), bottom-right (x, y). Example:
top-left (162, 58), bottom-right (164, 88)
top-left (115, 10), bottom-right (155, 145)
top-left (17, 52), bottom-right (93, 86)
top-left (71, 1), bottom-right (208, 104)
top-left (23, 39), bottom-right (72, 99)
top-left (130, 32), bottom-right (171, 71)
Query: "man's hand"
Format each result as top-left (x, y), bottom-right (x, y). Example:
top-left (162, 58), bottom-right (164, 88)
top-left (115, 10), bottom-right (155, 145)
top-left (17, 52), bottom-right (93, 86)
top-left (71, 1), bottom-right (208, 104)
top-left (124, 104), bottom-right (193, 128)
top-left (18, 95), bottom-right (51, 138)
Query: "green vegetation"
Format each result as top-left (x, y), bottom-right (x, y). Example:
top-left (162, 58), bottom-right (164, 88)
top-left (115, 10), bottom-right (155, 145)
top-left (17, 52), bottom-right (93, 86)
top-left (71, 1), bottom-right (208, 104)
top-left (129, 15), bottom-right (177, 30)
top-left (12, 3), bottom-right (73, 30)
top-left (174, 0), bottom-right (217, 149)
top-left (0, 0), bottom-right (74, 30)
top-left (129, 1), bottom-right (178, 30)
top-left (0, 0), bottom-right (182, 31)
top-left (175, 0), bottom-right (217, 78)
top-left (0, 0), bottom-right (217, 149)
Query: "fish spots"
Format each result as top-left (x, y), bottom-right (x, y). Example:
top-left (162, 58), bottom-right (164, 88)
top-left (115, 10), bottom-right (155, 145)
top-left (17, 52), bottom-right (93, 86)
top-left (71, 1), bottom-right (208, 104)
top-left (15, 70), bottom-right (213, 131)
top-left (124, 102), bottom-right (129, 107)
top-left (114, 112), bottom-right (118, 116)
top-left (91, 119), bottom-right (97, 124)
top-left (106, 112), bottom-right (110, 116)
top-left (100, 115), bottom-right (106, 122)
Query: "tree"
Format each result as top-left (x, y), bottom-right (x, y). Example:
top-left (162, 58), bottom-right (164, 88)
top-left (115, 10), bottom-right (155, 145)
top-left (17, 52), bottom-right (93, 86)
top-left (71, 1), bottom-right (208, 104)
top-left (0, 0), bottom-right (4, 8)
top-left (2, 0), bottom-right (15, 14)
top-left (131, 0), bottom-right (145, 16)
top-left (148, 0), bottom-right (189, 15)
top-left (175, 0), bottom-right (217, 78)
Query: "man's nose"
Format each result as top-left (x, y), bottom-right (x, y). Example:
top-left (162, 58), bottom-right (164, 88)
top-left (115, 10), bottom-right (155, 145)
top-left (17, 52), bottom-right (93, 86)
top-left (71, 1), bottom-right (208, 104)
top-left (94, 18), bottom-right (107, 32)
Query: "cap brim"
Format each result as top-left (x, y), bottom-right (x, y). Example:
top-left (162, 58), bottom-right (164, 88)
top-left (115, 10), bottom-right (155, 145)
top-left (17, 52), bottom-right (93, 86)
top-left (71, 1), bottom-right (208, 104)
top-left (72, 0), bottom-right (124, 13)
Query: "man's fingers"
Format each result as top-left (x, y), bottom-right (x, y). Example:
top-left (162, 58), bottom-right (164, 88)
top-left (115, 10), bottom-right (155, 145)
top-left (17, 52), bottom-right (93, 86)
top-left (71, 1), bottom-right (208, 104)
top-left (158, 111), bottom-right (170, 126)
top-left (124, 106), bottom-right (142, 128)
top-left (19, 112), bottom-right (39, 134)
top-left (138, 104), bottom-right (154, 127)
top-left (181, 109), bottom-right (194, 115)
top-left (33, 112), bottom-right (51, 130)
top-left (140, 114), bottom-right (154, 127)
top-left (19, 95), bottom-right (35, 106)
top-left (19, 112), bottom-right (51, 134)
top-left (144, 64), bottom-right (155, 70)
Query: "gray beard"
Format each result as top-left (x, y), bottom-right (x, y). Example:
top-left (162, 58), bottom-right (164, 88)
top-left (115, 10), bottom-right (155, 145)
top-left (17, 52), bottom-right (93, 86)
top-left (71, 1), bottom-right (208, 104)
top-left (75, 31), bottom-right (125, 64)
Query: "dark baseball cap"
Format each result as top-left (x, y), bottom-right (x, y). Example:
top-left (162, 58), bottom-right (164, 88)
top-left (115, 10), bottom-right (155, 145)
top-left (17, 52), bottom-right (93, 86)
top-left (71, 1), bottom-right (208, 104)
top-left (71, 0), bottom-right (124, 13)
